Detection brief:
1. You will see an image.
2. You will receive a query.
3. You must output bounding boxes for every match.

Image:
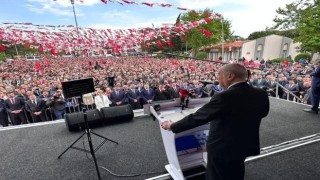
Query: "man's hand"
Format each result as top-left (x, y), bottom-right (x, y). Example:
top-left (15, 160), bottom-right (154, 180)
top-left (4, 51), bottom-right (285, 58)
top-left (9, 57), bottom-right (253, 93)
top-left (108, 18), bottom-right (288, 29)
top-left (161, 121), bottom-right (173, 131)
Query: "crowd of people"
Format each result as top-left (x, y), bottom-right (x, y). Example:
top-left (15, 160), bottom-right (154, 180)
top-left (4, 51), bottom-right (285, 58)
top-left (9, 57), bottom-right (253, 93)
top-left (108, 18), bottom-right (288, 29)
top-left (0, 55), bottom-right (317, 127)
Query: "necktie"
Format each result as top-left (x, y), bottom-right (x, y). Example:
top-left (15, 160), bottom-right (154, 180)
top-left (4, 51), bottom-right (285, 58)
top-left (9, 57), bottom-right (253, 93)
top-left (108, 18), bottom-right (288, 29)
top-left (11, 98), bottom-right (15, 104)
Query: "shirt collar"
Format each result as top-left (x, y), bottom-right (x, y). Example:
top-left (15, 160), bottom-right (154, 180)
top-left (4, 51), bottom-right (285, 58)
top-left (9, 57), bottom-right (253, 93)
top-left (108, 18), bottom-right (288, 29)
top-left (227, 81), bottom-right (246, 90)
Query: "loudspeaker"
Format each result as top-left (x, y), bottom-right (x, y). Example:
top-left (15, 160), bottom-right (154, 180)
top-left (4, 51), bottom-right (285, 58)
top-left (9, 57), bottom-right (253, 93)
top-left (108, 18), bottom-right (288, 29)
top-left (101, 105), bottom-right (134, 123)
top-left (65, 109), bottom-right (102, 131)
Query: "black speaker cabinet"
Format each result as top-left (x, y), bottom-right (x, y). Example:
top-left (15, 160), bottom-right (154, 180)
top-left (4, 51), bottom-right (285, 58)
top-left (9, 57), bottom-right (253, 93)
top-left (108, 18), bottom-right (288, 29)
top-left (65, 109), bottom-right (102, 131)
top-left (101, 105), bottom-right (134, 123)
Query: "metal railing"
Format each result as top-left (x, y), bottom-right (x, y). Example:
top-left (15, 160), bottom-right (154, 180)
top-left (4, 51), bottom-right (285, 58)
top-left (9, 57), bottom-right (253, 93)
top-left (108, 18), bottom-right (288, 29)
top-left (272, 81), bottom-right (303, 102)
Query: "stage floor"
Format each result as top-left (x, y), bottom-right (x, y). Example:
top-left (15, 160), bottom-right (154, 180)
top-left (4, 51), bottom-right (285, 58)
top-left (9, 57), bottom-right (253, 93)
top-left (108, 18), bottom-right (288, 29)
top-left (0, 97), bottom-right (319, 180)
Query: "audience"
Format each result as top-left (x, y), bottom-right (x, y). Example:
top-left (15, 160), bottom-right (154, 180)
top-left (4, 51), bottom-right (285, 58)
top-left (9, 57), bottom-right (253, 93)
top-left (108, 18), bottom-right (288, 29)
top-left (0, 56), bottom-right (316, 126)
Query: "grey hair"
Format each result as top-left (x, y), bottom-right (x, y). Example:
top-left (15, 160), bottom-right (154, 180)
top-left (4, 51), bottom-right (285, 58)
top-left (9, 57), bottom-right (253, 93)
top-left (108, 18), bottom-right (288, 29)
top-left (221, 64), bottom-right (248, 81)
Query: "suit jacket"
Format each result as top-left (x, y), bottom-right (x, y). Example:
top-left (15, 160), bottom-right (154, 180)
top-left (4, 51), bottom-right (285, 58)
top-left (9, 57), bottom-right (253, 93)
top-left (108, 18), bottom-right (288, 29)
top-left (285, 84), bottom-right (299, 93)
top-left (267, 80), bottom-right (277, 90)
top-left (25, 98), bottom-right (45, 113)
top-left (168, 86), bottom-right (180, 99)
top-left (4, 97), bottom-right (25, 113)
top-left (141, 88), bottom-right (155, 103)
top-left (109, 90), bottom-right (126, 106)
top-left (171, 82), bottom-right (270, 160)
top-left (94, 95), bottom-right (110, 110)
top-left (252, 78), bottom-right (268, 89)
top-left (311, 64), bottom-right (320, 92)
top-left (127, 89), bottom-right (140, 102)
top-left (0, 99), bottom-right (7, 118)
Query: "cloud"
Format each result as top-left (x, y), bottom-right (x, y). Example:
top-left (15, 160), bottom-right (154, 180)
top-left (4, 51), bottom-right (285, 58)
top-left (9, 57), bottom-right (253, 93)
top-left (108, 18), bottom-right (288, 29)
top-left (174, 0), bottom-right (296, 37)
top-left (28, 0), bottom-right (100, 7)
top-left (91, 16), bottom-right (175, 29)
top-left (26, 0), bottom-right (91, 16)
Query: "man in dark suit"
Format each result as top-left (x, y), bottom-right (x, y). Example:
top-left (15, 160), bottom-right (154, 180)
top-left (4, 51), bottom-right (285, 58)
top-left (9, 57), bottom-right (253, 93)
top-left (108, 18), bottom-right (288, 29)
top-left (0, 92), bottom-right (8, 127)
top-left (252, 74), bottom-right (268, 90)
top-left (304, 63), bottom-right (320, 114)
top-left (283, 79), bottom-right (299, 101)
top-left (161, 64), bottom-right (270, 180)
top-left (4, 92), bottom-right (28, 125)
top-left (168, 82), bottom-right (180, 99)
top-left (141, 84), bottom-right (155, 104)
top-left (266, 76), bottom-right (277, 97)
top-left (109, 83), bottom-right (126, 106)
top-left (25, 94), bottom-right (47, 122)
top-left (127, 83), bottom-right (141, 109)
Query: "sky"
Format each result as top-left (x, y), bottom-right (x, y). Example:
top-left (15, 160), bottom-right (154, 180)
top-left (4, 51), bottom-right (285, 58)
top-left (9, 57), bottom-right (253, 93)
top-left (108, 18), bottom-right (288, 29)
top-left (0, 0), bottom-right (295, 38)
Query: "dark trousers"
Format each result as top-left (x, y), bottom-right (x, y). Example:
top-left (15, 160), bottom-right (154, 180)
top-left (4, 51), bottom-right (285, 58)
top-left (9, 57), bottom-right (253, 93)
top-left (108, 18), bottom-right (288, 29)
top-left (310, 88), bottom-right (320, 112)
top-left (206, 154), bottom-right (245, 180)
top-left (10, 112), bottom-right (27, 125)
top-left (31, 111), bottom-right (47, 122)
top-left (0, 114), bottom-right (8, 127)
top-left (129, 101), bottom-right (141, 110)
top-left (54, 109), bottom-right (66, 120)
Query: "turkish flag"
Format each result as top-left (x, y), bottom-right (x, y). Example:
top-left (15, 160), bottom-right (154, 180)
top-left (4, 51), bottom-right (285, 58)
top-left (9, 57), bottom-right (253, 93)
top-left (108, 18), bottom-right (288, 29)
top-left (0, 45), bottom-right (6, 51)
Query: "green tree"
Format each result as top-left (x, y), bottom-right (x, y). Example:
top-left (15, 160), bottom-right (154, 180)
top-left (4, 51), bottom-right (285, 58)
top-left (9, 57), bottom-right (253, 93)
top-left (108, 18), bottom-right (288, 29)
top-left (273, 0), bottom-right (320, 53)
top-left (247, 29), bottom-right (299, 40)
top-left (295, 1), bottom-right (320, 52)
top-left (0, 52), bottom-right (6, 61)
top-left (180, 9), bottom-right (232, 56)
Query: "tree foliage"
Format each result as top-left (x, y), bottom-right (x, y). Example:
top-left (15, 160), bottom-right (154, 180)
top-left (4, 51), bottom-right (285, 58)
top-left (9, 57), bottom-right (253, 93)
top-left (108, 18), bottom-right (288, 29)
top-left (273, 0), bottom-right (320, 53)
top-left (180, 9), bottom-right (232, 54)
top-left (0, 52), bottom-right (6, 61)
top-left (248, 29), bottom-right (299, 40)
top-left (294, 53), bottom-right (312, 62)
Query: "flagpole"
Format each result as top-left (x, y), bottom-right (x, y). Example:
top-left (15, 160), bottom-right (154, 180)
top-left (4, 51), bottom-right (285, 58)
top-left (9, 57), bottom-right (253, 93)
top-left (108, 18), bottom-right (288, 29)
top-left (70, 0), bottom-right (82, 57)
top-left (221, 17), bottom-right (225, 62)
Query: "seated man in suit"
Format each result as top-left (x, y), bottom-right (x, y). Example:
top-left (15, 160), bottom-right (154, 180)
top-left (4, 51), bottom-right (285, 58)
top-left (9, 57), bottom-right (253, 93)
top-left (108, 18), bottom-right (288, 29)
top-left (161, 63), bottom-right (270, 180)
top-left (4, 91), bottom-right (28, 125)
top-left (25, 94), bottom-right (47, 122)
top-left (109, 83), bottom-right (126, 106)
top-left (94, 89), bottom-right (110, 110)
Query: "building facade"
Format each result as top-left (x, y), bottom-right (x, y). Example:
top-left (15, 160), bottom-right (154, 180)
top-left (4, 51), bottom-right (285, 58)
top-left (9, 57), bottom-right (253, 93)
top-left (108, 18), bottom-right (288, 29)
top-left (206, 34), bottom-right (301, 62)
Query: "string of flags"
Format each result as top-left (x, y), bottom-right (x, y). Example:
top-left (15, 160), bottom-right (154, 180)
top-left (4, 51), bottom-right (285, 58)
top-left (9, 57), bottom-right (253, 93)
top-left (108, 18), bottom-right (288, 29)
top-left (0, 10), bottom-right (222, 54)
top-left (54, 0), bottom-right (189, 11)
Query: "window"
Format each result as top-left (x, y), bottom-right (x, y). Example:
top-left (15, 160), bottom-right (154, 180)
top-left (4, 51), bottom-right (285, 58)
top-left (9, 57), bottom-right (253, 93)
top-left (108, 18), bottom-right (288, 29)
top-left (282, 44), bottom-right (288, 58)
top-left (256, 44), bottom-right (263, 60)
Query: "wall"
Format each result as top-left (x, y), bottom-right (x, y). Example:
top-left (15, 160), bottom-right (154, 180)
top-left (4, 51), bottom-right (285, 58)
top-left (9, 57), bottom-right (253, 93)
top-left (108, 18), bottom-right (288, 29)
top-left (288, 42), bottom-right (301, 60)
top-left (241, 40), bottom-right (256, 60)
top-left (263, 35), bottom-right (282, 60)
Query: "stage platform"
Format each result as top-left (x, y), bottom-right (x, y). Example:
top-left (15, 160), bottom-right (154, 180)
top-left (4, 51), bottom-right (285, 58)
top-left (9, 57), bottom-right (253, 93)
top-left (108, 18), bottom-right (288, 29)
top-left (0, 97), bottom-right (320, 180)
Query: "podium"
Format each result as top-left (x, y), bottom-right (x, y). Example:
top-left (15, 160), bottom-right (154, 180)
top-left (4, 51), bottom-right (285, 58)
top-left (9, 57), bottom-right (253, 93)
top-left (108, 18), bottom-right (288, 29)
top-left (150, 98), bottom-right (211, 180)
